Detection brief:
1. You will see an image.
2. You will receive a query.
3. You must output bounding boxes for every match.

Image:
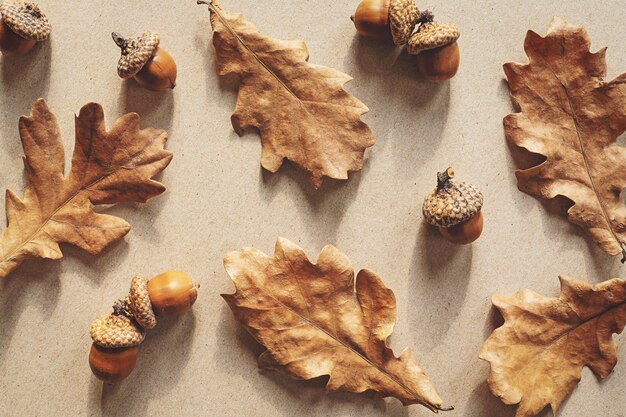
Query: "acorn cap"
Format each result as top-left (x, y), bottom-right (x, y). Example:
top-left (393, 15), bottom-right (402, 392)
top-left (407, 22), bottom-right (460, 55)
top-left (128, 275), bottom-right (157, 330)
top-left (113, 31), bottom-right (160, 79)
top-left (0, 1), bottom-right (51, 41)
top-left (90, 314), bottom-right (145, 348)
top-left (389, 0), bottom-right (418, 46)
top-left (422, 168), bottom-right (483, 227)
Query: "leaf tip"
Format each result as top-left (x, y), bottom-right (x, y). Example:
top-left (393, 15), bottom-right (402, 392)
top-left (547, 16), bottom-right (575, 34)
top-left (223, 249), bottom-right (240, 270)
top-left (21, 98), bottom-right (50, 125)
top-left (32, 97), bottom-right (48, 109)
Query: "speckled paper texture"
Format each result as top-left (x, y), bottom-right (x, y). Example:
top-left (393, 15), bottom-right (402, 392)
top-left (0, 1), bottom-right (624, 416)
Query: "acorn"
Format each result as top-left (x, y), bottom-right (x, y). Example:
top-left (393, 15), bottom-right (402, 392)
top-left (113, 31), bottom-right (177, 92)
top-left (0, 1), bottom-right (51, 57)
top-left (351, 0), bottom-right (418, 45)
top-left (147, 270), bottom-right (198, 317)
top-left (89, 343), bottom-right (139, 384)
top-left (408, 17), bottom-right (460, 81)
top-left (89, 272), bottom-right (198, 383)
top-left (422, 168), bottom-right (484, 244)
top-left (128, 275), bottom-right (157, 329)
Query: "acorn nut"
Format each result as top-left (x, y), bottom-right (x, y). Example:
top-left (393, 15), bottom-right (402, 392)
top-left (147, 270), bottom-right (199, 317)
top-left (90, 314), bottom-right (145, 349)
top-left (0, 1), bottom-right (51, 57)
top-left (351, 0), bottom-right (418, 45)
top-left (113, 31), bottom-right (177, 92)
top-left (422, 168), bottom-right (484, 244)
top-left (128, 275), bottom-right (157, 329)
top-left (408, 18), bottom-right (460, 81)
top-left (89, 343), bottom-right (139, 384)
top-left (89, 313), bottom-right (144, 383)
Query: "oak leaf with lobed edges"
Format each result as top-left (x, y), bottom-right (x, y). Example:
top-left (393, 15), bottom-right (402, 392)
top-left (200, 0), bottom-right (375, 188)
top-left (480, 276), bottom-right (626, 417)
top-left (504, 17), bottom-right (626, 259)
top-left (222, 238), bottom-right (449, 412)
top-left (0, 99), bottom-right (172, 278)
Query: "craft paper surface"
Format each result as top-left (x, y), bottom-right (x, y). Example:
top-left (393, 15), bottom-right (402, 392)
top-left (0, 1), bottom-right (624, 416)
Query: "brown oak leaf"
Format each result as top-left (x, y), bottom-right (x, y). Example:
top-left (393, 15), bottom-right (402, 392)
top-left (223, 238), bottom-right (450, 412)
top-left (0, 99), bottom-right (172, 278)
top-left (199, 0), bottom-right (375, 189)
top-left (504, 17), bottom-right (626, 259)
top-left (479, 276), bottom-right (626, 417)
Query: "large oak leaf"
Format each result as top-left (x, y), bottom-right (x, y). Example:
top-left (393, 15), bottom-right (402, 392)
top-left (201, 0), bottom-right (375, 188)
top-left (223, 238), bottom-right (449, 412)
top-left (0, 99), bottom-right (172, 278)
top-left (504, 17), bottom-right (626, 258)
top-left (479, 276), bottom-right (626, 417)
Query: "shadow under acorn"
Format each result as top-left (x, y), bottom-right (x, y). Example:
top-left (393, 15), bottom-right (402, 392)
top-left (116, 79), bottom-right (175, 135)
top-left (344, 34), bottom-right (451, 175)
top-left (0, 39), bottom-right (52, 157)
top-left (405, 222), bottom-right (473, 354)
top-left (0, 258), bottom-right (61, 367)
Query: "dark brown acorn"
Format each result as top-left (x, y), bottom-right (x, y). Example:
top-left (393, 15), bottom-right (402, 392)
top-left (0, 1), bottom-right (51, 57)
top-left (408, 19), bottom-right (461, 81)
top-left (113, 31), bottom-right (177, 92)
top-left (89, 343), bottom-right (139, 384)
top-left (422, 168), bottom-right (484, 244)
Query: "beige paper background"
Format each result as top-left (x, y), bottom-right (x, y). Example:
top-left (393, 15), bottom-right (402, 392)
top-left (0, 0), bottom-right (625, 416)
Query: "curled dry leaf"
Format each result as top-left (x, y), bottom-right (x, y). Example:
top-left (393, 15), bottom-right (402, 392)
top-left (504, 17), bottom-right (626, 259)
top-left (0, 99), bottom-right (172, 278)
top-left (199, 0), bottom-right (375, 188)
top-left (479, 276), bottom-right (626, 417)
top-left (223, 238), bottom-right (449, 412)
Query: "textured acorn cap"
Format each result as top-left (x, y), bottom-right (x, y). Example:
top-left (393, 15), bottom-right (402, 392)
top-left (422, 168), bottom-right (483, 227)
top-left (113, 31), bottom-right (160, 79)
top-left (389, 0), bottom-right (418, 46)
top-left (407, 22), bottom-right (460, 55)
top-left (90, 314), bottom-right (145, 348)
top-left (128, 275), bottom-right (157, 329)
top-left (0, 1), bottom-right (51, 41)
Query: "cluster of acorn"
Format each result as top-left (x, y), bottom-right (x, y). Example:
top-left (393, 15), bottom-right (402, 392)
top-left (89, 271), bottom-right (199, 384)
top-left (422, 168), bottom-right (484, 244)
top-left (351, 0), bottom-right (460, 81)
top-left (0, 1), bottom-right (178, 91)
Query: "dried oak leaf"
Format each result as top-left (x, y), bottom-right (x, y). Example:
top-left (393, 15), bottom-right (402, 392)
top-left (0, 99), bottom-right (172, 278)
top-left (479, 276), bottom-right (626, 417)
top-left (200, 0), bottom-right (375, 189)
top-left (504, 17), bottom-right (626, 259)
top-left (223, 238), bottom-right (449, 412)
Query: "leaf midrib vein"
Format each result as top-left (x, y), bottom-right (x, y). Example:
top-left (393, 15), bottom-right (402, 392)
top-left (510, 299), bottom-right (626, 380)
top-left (260, 288), bottom-right (430, 408)
top-left (211, 5), bottom-right (324, 165)
top-left (0, 132), bottom-right (160, 267)
top-left (544, 46), bottom-right (622, 252)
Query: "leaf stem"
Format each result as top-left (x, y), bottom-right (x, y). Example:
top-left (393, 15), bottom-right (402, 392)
top-left (435, 405), bottom-right (454, 412)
